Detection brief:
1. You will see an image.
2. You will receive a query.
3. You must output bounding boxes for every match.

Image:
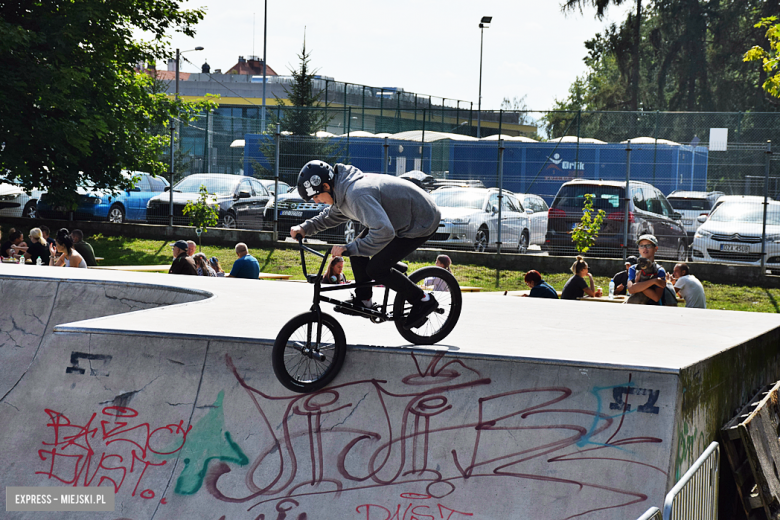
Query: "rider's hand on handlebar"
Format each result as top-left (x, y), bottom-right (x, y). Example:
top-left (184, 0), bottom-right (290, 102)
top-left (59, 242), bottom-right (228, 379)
top-left (290, 226), bottom-right (305, 239)
top-left (331, 245), bottom-right (347, 257)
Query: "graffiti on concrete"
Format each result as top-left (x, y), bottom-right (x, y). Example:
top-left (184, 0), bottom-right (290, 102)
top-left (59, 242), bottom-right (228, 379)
top-left (65, 351), bottom-right (112, 376)
top-left (36, 406), bottom-right (191, 499)
top-left (200, 353), bottom-right (666, 520)
top-left (609, 386), bottom-right (660, 414)
top-left (674, 422), bottom-right (706, 480)
top-left (357, 492), bottom-right (473, 519)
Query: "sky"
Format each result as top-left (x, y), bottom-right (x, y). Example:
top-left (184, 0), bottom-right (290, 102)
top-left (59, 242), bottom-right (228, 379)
top-left (155, 0), bottom-right (634, 112)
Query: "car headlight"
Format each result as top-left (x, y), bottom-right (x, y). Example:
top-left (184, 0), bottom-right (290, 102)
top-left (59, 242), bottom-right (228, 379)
top-left (694, 229), bottom-right (712, 239)
top-left (0, 194), bottom-right (19, 201)
top-left (767, 234), bottom-right (780, 243)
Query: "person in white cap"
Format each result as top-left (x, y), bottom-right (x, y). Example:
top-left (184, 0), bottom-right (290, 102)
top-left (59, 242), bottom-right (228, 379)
top-left (627, 234), bottom-right (666, 304)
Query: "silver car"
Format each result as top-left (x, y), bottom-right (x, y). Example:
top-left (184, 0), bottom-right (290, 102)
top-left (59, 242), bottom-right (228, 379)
top-left (0, 180), bottom-right (44, 219)
top-left (427, 187), bottom-right (531, 252)
top-left (667, 190), bottom-right (724, 239)
top-left (518, 193), bottom-right (549, 246)
top-left (691, 200), bottom-right (780, 268)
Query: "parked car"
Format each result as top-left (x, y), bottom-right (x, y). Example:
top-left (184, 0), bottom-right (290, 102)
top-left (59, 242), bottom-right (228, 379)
top-left (37, 171), bottom-right (168, 223)
top-left (667, 190), bottom-right (725, 240)
top-left (710, 195), bottom-right (772, 215)
top-left (543, 179), bottom-right (688, 260)
top-left (400, 171), bottom-right (437, 191)
top-left (263, 192), bottom-right (363, 243)
top-left (146, 174), bottom-right (270, 229)
top-left (0, 179), bottom-right (45, 219)
top-left (427, 187), bottom-right (531, 252)
top-left (256, 179), bottom-right (292, 196)
top-left (691, 199), bottom-right (780, 269)
top-left (517, 193), bottom-right (549, 246)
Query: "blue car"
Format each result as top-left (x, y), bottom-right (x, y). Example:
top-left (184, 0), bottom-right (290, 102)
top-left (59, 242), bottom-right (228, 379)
top-left (38, 171), bottom-right (169, 223)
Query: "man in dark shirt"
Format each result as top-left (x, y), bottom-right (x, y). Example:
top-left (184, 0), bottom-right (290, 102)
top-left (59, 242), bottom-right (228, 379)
top-left (169, 240), bottom-right (197, 275)
top-left (71, 229), bottom-right (98, 266)
top-left (611, 255), bottom-right (637, 296)
top-left (523, 270), bottom-right (559, 299)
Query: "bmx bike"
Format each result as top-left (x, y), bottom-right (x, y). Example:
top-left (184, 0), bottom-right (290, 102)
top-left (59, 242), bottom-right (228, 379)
top-left (272, 237), bottom-right (462, 393)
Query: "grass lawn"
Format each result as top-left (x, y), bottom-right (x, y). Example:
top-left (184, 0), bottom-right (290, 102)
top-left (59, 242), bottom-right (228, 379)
top-left (88, 234), bottom-right (780, 314)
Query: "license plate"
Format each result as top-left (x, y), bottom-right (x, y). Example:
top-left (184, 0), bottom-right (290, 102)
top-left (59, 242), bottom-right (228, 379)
top-left (720, 244), bottom-right (749, 253)
top-left (683, 219), bottom-right (693, 225)
top-left (280, 210), bottom-right (303, 217)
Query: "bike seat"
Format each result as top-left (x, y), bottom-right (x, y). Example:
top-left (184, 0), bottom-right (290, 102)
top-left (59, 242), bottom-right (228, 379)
top-left (393, 262), bottom-right (408, 274)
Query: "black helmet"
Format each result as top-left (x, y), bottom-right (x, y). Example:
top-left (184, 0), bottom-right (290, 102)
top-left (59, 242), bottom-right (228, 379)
top-left (297, 160), bottom-right (335, 201)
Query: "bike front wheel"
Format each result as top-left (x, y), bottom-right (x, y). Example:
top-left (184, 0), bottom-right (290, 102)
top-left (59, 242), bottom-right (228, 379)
top-left (272, 312), bottom-right (347, 393)
top-left (393, 266), bottom-right (462, 345)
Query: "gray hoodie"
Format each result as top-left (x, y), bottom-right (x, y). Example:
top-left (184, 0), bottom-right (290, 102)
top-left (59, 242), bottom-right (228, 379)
top-left (300, 164), bottom-right (440, 256)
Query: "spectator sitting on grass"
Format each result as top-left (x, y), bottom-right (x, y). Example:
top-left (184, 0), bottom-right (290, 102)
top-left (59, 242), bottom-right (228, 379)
top-left (424, 254), bottom-right (453, 292)
top-left (561, 256), bottom-right (602, 300)
top-left (187, 240), bottom-right (197, 257)
top-left (25, 228), bottom-right (50, 264)
top-left (522, 270), bottom-right (558, 299)
top-left (228, 243), bottom-right (260, 279)
top-left (70, 229), bottom-right (97, 266)
top-left (324, 256), bottom-right (349, 284)
top-left (627, 234), bottom-right (666, 304)
top-left (169, 240), bottom-right (197, 275)
top-left (611, 255), bottom-right (637, 296)
top-left (1, 229), bottom-right (28, 259)
top-left (48, 228), bottom-right (86, 268)
top-left (667, 262), bottom-right (706, 309)
top-left (193, 252), bottom-right (217, 277)
top-left (209, 256), bottom-right (225, 277)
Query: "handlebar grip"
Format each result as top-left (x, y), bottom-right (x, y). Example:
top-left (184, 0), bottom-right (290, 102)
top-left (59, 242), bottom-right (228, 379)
top-left (295, 234), bottom-right (304, 243)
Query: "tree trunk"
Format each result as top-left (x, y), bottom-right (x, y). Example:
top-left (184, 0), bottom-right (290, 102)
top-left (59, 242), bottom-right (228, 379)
top-left (631, 0), bottom-right (642, 111)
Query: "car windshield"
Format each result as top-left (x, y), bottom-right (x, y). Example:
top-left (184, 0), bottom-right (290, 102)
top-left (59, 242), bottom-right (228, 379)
top-left (551, 185), bottom-right (623, 211)
top-left (668, 198), bottom-right (707, 211)
top-left (709, 203), bottom-right (780, 225)
top-left (175, 176), bottom-right (238, 195)
top-left (431, 189), bottom-right (486, 209)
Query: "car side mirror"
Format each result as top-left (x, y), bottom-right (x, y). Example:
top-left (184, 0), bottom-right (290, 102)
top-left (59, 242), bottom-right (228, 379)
top-left (672, 211), bottom-right (682, 220)
top-left (526, 208), bottom-right (533, 214)
top-left (491, 205), bottom-right (498, 215)
top-left (164, 186), bottom-right (171, 192)
top-left (697, 214), bottom-right (708, 223)
top-left (238, 192), bottom-right (250, 199)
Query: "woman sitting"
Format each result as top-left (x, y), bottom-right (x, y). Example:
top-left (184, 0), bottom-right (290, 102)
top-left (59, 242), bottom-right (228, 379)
top-left (25, 228), bottom-right (51, 265)
top-left (424, 254), bottom-right (453, 292)
top-left (323, 256), bottom-right (349, 284)
top-left (209, 256), bottom-right (226, 277)
top-left (523, 270), bottom-right (558, 299)
top-left (193, 253), bottom-right (217, 277)
top-left (48, 228), bottom-right (86, 268)
top-left (561, 256), bottom-right (602, 300)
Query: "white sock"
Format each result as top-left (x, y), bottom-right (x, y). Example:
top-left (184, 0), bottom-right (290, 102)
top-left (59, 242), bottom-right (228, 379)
top-left (420, 294), bottom-right (430, 302)
top-left (362, 299), bottom-right (373, 307)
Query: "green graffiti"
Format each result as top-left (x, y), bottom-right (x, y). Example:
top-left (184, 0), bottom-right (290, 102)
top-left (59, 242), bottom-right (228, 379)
top-left (158, 390), bottom-right (249, 495)
top-left (674, 422), bottom-right (706, 481)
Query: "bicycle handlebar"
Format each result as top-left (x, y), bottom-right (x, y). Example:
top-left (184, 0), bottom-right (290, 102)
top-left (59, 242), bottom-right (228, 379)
top-left (296, 234), bottom-right (329, 280)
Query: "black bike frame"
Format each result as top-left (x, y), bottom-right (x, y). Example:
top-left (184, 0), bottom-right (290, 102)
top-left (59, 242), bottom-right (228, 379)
top-left (297, 237), bottom-right (395, 322)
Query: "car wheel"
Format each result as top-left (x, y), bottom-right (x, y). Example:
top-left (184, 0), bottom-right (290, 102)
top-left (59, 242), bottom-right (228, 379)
top-left (23, 200), bottom-right (37, 219)
top-left (344, 221), bottom-right (357, 243)
top-left (221, 212), bottom-right (237, 229)
top-left (517, 231), bottom-right (529, 254)
top-left (474, 227), bottom-right (489, 252)
top-left (108, 204), bottom-right (125, 224)
top-left (677, 242), bottom-right (687, 261)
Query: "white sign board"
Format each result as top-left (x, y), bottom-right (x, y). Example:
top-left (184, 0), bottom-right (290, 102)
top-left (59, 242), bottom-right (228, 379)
top-left (709, 128), bottom-right (728, 151)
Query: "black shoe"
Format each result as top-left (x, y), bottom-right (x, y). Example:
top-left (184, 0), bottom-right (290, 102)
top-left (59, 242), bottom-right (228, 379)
top-left (334, 296), bottom-right (375, 317)
top-left (404, 295), bottom-right (438, 330)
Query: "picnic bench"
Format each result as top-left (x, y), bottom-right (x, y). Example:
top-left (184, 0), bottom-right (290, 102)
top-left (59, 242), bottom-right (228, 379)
top-left (89, 265), bottom-right (292, 280)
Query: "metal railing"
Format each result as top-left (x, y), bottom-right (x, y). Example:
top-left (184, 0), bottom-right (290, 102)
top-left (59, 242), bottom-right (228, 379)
top-left (663, 441), bottom-right (720, 520)
top-left (636, 507), bottom-right (663, 520)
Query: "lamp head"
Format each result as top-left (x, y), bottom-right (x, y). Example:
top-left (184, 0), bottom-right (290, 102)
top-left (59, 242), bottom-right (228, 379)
top-left (195, 46), bottom-right (204, 51)
top-left (480, 16), bottom-right (492, 28)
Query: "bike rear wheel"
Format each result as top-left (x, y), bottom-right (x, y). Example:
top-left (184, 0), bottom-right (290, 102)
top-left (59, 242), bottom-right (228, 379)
top-left (272, 312), bottom-right (347, 393)
top-left (393, 266), bottom-right (462, 345)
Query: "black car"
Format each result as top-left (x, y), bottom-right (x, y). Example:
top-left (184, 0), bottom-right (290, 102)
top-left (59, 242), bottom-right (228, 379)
top-left (264, 192), bottom-right (363, 243)
top-left (146, 174), bottom-right (271, 229)
top-left (543, 179), bottom-right (688, 260)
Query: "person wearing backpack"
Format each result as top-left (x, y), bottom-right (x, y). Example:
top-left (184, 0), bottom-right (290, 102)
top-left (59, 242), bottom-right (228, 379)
top-left (627, 235), bottom-right (667, 305)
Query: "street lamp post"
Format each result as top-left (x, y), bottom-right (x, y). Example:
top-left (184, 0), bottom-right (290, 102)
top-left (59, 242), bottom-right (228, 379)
top-left (261, 0), bottom-right (268, 134)
top-left (477, 16), bottom-right (491, 139)
top-left (169, 46), bottom-right (204, 226)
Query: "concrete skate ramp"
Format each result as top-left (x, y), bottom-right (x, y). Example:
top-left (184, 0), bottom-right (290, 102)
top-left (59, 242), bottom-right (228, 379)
top-left (2, 265), bottom-right (780, 520)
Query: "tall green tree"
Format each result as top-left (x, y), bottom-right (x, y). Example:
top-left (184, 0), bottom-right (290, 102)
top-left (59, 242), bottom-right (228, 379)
top-left (255, 40), bottom-right (344, 183)
top-left (0, 0), bottom-right (217, 208)
top-left (744, 16), bottom-right (780, 101)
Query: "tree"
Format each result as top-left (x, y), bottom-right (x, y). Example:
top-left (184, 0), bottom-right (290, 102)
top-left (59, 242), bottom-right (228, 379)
top-left (253, 40), bottom-right (345, 183)
top-left (0, 0), bottom-right (217, 209)
top-left (571, 193), bottom-right (606, 253)
top-left (562, 0), bottom-right (644, 111)
top-left (500, 95), bottom-right (536, 126)
top-left (182, 185), bottom-right (219, 250)
top-left (744, 16), bottom-right (780, 101)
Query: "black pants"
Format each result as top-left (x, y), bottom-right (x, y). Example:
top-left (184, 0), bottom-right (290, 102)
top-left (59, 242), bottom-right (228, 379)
top-left (350, 232), bottom-right (433, 303)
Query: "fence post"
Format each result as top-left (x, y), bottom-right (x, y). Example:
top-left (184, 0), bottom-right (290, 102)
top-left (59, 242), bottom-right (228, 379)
top-left (575, 110), bottom-right (581, 172)
top-left (273, 122), bottom-right (281, 242)
top-left (380, 89), bottom-right (384, 133)
top-left (361, 86), bottom-right (366, 132)
top-left (421, 110), bottom-right (426, 173)
top-left (383, 136), bottom-right (389, 175)
top-left (497, 139), bottom-right (505, 255)
top-left (623, 140), bottom-right (632, 261)
top-left (168, 120), bottom-right (175, 227)
top-left (343, 83), bottom-right (348, 131)
top-left (762, 140), bottom-right (772, 274)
